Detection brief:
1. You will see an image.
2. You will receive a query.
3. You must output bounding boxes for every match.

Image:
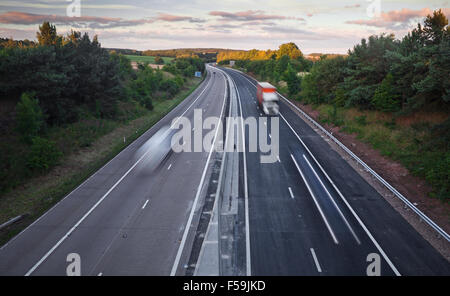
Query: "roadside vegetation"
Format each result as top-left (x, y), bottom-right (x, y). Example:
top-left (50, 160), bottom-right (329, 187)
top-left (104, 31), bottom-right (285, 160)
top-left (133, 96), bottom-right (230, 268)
top-left (228, 9), bottom-right (449, 201)
top-left (218, 42), bottom-right (312, 96)
top-left (0, 22), bottom-right (205, 239)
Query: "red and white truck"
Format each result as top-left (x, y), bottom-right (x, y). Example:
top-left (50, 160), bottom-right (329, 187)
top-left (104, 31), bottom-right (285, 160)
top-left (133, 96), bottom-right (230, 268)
top-left (256, 82), bottom-right (279, 115)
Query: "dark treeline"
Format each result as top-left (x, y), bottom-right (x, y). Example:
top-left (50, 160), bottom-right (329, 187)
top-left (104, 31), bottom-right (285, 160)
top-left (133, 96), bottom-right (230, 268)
top-left (299, 10), bottom-right (449, 200)
top-left (107, 48), bottom-right (241, 62)
top-left (0, 22), bottom-right (206, 126)
top-left (0, 22), bottom-right (205, 193)
top-left (143, 48), bottom-right (242, 62)
top-left (218, 42), bottom-right (313, 95)
top-left (106, 48), bottom-right (141, 56)
top-left (301, 9), bottom-right (449, 113)
top-left (1, 23), bottom-right (123, 125)
top-left (0, 37), bottom-right (36, 49)
top-left (163, 57), bottom-right (205, 76)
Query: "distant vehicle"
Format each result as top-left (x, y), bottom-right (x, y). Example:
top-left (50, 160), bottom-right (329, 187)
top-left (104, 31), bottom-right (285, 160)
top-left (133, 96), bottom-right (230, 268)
top-left (256, 82), bottom-right (279, 115)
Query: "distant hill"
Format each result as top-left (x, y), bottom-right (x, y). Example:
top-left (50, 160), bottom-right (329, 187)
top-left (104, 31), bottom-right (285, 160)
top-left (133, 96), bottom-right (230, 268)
top-left (142, 48), bottom-right (244, 62)
top-left (106, 48), bottom-right (142, 55)
top-left (106, 48), bottom-right (244, 62)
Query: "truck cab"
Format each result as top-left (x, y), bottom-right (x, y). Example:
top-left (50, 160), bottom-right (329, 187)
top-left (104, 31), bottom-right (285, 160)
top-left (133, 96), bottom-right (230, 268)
top-left (256, 82), bottom-right (279, 115)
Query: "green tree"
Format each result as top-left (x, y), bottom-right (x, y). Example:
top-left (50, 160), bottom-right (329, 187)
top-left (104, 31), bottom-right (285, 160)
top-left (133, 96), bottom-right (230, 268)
top-left (154, 56), bottom-right (164, 65)
top-left (343, 34), bottom-right (398, 108)
top-left (275, 55), bottom-right (289, 75)
top-left (282, 64), bottom-right (301, 96)
top-left (422, 9), bottom-right (448, 45)
top-left (411, 10), bottom-right (450, 108)
top-left (371, 73), bottom-right (401, 112)
top-left (15, 92), bottom-right (44, 143)
top-left (26, 137), bottom-right (62, 171)
top-left (161, 79), bottom-right (180, 96)
top-left (299, 56), bottom-right (346, 104)
top-left (334, 87), bottom-right (347, 107)
top-left (300, 73), bottom-right (319, 103)
top-left (277, 42), bottom-right (303, 59)
top-left (36, 22), bottom-right (61, 46)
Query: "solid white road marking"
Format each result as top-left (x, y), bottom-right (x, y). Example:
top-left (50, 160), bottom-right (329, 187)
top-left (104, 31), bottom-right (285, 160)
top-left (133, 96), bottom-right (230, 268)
top-left (302, 154), bottom-right (361, 244)
top-left (167, 163), bottom-right (172, 170)
top-left (290, 154), bottom-right (339, 245)
top-left (229, 71), bottom-right (252, 276)
top-left (288, 187), bottom-right (294, 199)
top-left (142, 199), bottom-right (149, 209)
top-left (310, 248), bottom-right (322, 273)
top-left (279, 113), bottom-right (401, 276)
top-left (170, 70), bottom-right (228, 276)
top-left (24, 68), bottom-right (215, 276)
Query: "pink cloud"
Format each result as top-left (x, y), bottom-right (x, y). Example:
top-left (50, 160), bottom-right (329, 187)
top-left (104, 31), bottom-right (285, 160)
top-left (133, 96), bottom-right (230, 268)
top-left (209, 10), bottom-right (303, 21)
top-left (346, 8), bottom-right (450, 28)
top-left (0, 11), bottom-right (206, 29)
top-left (344, 4), bottom-right (361, 9)
top-left (155, 13), bottom-right (204, 23)
top-left (0, 11), bottom-right (154, 28)
top-left (0, 11), bottom-right (120, 25)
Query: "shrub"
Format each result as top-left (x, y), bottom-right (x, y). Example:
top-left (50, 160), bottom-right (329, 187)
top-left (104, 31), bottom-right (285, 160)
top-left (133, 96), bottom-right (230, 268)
top-left (26, 136), bottom-right (62, 171)
top-left (355, 115), bottom-right (367, 126)
top-left (161, 79), bottom-right (180, 96)
top-left (424, 152), bottom-right (450, 201)
top-left (327, 104), bottom-right (344, 126)
top-left (183, 65), bottom-right (196, 77)
top-left (15, 92), bottom-right (44, 144)
top-left (282, 64), bottom-right (301, 96)
top-left (174, 75), bottom-right (184, 87)
top-left (154, 56), bottom-right (165, 65)
top-left (334, 88), bottom-right (346, 107)
top-left (371, 73), bottom-right (401, 112)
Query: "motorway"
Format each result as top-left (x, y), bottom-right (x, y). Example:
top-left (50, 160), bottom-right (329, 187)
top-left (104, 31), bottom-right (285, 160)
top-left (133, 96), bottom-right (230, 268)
top-left (0, 65), bottom-right (449, 276)
top-left (0, 66), bottom-right (227, 275)
top-left (220, 67), bottom-right (450, 275)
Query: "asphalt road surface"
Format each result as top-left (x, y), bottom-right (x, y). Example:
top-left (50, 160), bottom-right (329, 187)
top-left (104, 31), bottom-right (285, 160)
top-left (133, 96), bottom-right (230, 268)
top-left (221, 67), bottom-right (450, 276)
top-left (0, 65), bottom-right (448, 276)
top-left (0, 66), bottom-right (227, 275)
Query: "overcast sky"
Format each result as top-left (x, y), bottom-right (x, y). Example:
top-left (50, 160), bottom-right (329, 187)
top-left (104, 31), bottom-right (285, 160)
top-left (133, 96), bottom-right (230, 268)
top-left (0, 1), bottom-right (448, 53)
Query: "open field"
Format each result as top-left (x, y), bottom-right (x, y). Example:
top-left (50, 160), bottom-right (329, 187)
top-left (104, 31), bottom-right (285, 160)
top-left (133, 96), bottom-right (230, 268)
top-left (124, 54), bottom-right (174, 64)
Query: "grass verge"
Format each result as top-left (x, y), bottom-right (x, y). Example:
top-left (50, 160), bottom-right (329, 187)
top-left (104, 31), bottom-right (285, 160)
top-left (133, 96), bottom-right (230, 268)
top-left (312, 104), bottom-right (449, 201)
